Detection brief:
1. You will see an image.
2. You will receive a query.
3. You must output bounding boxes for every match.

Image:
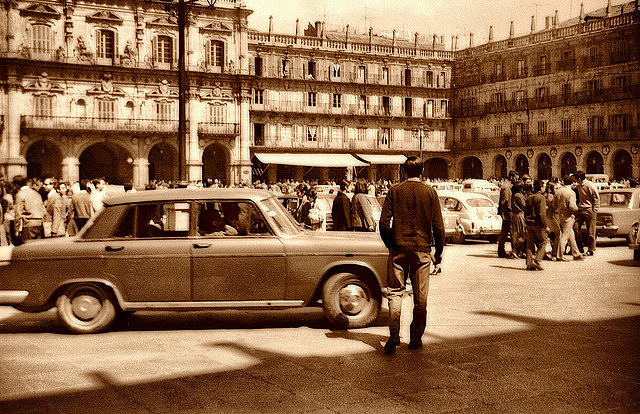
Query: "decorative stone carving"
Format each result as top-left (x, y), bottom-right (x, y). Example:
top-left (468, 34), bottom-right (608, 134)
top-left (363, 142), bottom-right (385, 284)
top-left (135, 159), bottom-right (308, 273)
top-left (120, 40), bottom-right (137, 65)
top-left (55, 46), bottom-right (66, 61)
top-left (76, 36), bottom-right (93, 61)
top-left (101, 73), bottom-right (113, 93)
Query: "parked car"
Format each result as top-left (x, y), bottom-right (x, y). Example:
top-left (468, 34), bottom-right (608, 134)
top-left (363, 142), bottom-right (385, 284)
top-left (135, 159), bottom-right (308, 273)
top-left (629, 221), bottom-right (640, 261)
top-left (586, 173), bottom-right (611, 191)
top-left (437, 190), bottom-right (502, 243)
top-left (596, 188), bottom-right (640, 241)
top-left (0, 188), bottom-right (388, 333)
top-left (461, 179), bottom-right (500, 204)
top-left (429, 181), bottom-right (463, 192)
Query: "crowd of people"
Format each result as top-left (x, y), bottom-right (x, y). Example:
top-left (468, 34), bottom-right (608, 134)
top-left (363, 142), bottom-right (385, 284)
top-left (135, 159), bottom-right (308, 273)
top-left (497, 170), bottom-right (604, 271)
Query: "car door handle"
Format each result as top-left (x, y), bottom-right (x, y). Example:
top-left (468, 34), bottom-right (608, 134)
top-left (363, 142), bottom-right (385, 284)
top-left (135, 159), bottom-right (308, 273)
top-left (105, 245), bottom-right (124, 252)
top-left (193, 243), bottom-right (212, 249)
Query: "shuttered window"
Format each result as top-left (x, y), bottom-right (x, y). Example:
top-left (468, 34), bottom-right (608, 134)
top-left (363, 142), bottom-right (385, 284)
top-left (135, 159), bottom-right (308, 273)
top-left (207, 40), bottom-right (224, 67)
top-left (156, 101), bottom-right (173, 121)
top-left (34, 95), bottom-right (53, 116)
top-left (97, 30), bottom-right (115, 59)
top-left (157, 36), bottom-right (173, 63)
top-left (209, 104), bottom-right (226, 123)
top-left (32, 24), bottom-right (52, 53)
top-left (97, 99), bottom-right (116, 121)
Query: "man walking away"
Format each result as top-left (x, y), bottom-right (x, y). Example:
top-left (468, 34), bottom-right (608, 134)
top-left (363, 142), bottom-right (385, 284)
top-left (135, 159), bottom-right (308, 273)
top-left (14, 177), bottom-right (45, 244)
top-left (555, 176), bottom-right (583, 261)
top-left (524, 180), bottom-right (550, 271)
top-left (331, 181), bottom-right (352, 231)
top-left (498, 171), bottom-right (517, 258)
top-left (379, 156), bottom-right (445, 354)
top-left (72, 179), bottom-right (94, 232)
top-left (574, 170), bottom-right (599, 256)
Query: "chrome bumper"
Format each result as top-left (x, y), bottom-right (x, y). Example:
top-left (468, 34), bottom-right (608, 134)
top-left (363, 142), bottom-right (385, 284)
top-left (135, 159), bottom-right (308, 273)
top-left (0, 290), bottom-right (29, 305)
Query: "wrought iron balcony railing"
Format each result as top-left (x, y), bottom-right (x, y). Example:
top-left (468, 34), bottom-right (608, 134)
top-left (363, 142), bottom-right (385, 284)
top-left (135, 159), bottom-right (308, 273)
top-left (197, 122), bottom-right (239, 135)
top-left (21, 116), bottom-right (179, 133)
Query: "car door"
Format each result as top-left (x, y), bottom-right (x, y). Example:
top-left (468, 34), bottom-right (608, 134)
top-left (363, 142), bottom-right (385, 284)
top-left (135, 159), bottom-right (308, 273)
top-left (101, 201), bottom-right (193, 302)
top-left (191, 200), bottom-right (287, 301)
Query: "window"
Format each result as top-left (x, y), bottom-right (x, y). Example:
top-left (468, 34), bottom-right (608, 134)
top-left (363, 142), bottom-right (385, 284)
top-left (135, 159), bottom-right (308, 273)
top-left (331, 126), bottom-right (343, 141)
top-left (426, 70), bottom-right (433, 87)
top-left (331, 64), bottom-right (341, 79)
top-left (306, 61), bottom-right (316, 79)
top-left (537, 121), bottom-right (547, 136)
top-left (561, 119), bottom-right (572, 138)
top-left (306, 125), bottom-right (318, 142)
top-left (254, 56), bottom-right (263, 76)
top-left (32, 24), bottom-right (52, 53)
top-left (516, 59), bottom-right (526, 76)
top-left (332, 93), bottom-right (341, 108)
top-left (613, 76), bottom-right (630, 92)
top-left (471, 127), bottom-right (479, 141)
top-left (135, 202), bottom-right (191, 238)
top-left (253, 89), bottom-right (264, 105)
top-left (494, 93), bottom-right (504, 106)
top-left (357, 65), bottom-right (366, 82)
top-left (253, 123), bottom-right (265, 145)
top-left (440, 100), bottom-right (448, 117)
top-left (609, 114), bottom-right (630, 132)
top-left (156, 101), bottom-right (173, 121)
top-left (382, 96), bottom-right (391, 115)
top-left (208, 103), bottom-right (225, 124)
top-left (426, 99), bottom-right (434, 117)
top-left (307, 92), bottom-right (317, 107)
top-left (96, 99), bottom-right (115, 121)
top-left (562, 83), bottom-right (571, 97)
top-left (511, 123), bottom-right (525, 141)
top-left (515, 90), bottom-right (525, 105)
top-left (404, 129), bottom-right (413, 142)
top-left (197, 201), bottom-right (270, 237)
top-left (358, 95), bottom-right (367, 113)
top-left (207, 40), bottom-right (224, 68)
top-left (404, 69), bottom-right (412, 86)
top-left (495, 62), bottom-right (503, 78)
top-left (97, 29), bottom-right (115, 60)
top-left (536, 86), bottom-right (549, 101)
top-left (382, 67), bottom-right (389, 84)
top-left (357, 127), bottom-right (367, 141)
top-left (587, 116), bottom-right (604, 137)
top-left (404, 97), bottom-right (412, 117)
top-left (281, 59), bottom-right (290, 78)
top-left (156, 35), bottom-right (173, 64)
top-left (586, 79), bottom-right (602, 96)
top-left (437, 71), bottom-right (446, 88)
top-left (380, 128), bottom-right (390, 147)
top-left (281, 125), bottom-right (292, 142)
top-left (34, 95), bottom-right (53, 117)
top-left (460, 129), bottom-right (467, 141)
top-left (494, 124), bottom-right (503, 139)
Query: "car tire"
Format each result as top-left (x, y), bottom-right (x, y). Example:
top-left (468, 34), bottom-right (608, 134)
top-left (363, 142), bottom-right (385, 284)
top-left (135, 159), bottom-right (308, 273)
top-left (487, 235), bottom-right (498, 244)
top-left (634, 249), bottom-right (640, 262)
top-left (322, 272), bottom-right (380, 329)
top-left (56, 283), bottom-right (117, 334)
top-left (452, 226), bottom-right (465, 244)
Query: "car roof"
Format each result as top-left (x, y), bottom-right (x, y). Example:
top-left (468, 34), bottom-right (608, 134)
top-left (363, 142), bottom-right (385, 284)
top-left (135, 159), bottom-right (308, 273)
top-left (598, 188), bottom-right (639, 194)
top-left (104, 188), bottom-right (274, 206)
top-left (437, 190), bottom-right (493, 201)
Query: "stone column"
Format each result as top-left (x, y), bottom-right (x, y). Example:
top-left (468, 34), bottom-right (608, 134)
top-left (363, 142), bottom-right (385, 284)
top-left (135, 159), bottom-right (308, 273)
top-left (551, 157), bottom-right (561, 178)
top-left (6, 0), bottom-right (19, 53)
top-left (368, 165), bottom-right (377, 182)
top-left (267, 164), bottom-right (277, 184)
top-left (602, 154), bottom-right (613, 179)
top-left (632, 152), bottom-right (640, 179)
top-left (61, 156), bottom-right (80, 185)
top-left (187, 94), bottom-right (202, 182)
top-left (294, 166), bottom-right (304, 182)
top-left (238, 92), bottom-right (252, 185)
top-left (132, 158), bottom-right (149, 189)
top-left (5, 75), bottom-right (27, 179)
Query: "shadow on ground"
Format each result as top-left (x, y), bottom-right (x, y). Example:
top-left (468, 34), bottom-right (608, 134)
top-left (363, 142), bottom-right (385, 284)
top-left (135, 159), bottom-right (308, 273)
top-left (1, 312), bottom-right (638, 413)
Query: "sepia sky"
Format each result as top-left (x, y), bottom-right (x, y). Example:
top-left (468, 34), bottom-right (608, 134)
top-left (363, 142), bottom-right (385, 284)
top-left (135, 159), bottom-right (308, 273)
top-left (244, 0), bottom-right (630, 47)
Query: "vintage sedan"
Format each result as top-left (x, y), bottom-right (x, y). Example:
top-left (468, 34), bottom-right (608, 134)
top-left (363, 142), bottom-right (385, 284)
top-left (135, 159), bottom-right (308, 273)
top-left (437, 190), bottom-right (502, 243)
top-left (596, 188), bottom-right (640, 241)
top-left (0, 189), bottom-right (388, 333)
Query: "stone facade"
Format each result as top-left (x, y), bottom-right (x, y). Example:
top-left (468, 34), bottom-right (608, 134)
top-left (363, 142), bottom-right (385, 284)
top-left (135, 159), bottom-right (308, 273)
top-left (0, 1), bottom-right (638, 186)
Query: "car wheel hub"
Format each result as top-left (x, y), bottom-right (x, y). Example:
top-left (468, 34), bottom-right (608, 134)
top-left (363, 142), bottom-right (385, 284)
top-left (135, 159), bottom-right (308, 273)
top-left (71, 295), bottom-right (101, 320)
top-left (339, 284), bottom-right (367, 315)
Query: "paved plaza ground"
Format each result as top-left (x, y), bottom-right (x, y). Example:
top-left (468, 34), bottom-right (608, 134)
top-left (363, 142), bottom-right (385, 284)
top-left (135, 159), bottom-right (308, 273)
top-left (0, 239), bottom-right (638, 413)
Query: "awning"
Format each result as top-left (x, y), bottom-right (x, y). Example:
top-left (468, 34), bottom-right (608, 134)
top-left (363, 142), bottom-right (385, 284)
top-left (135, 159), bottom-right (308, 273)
top-left (356, 154), bottom-right (407, 164)
top-left (254, 153), bottom-right (367, 167)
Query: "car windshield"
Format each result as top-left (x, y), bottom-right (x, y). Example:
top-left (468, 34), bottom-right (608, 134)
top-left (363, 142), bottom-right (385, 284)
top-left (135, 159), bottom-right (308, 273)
top-left (599, 192), bottom-right (632, 207)
top-left (466, 198), bottom-right (494, 208)
top-left (259, 196), bottom-right (300, 235)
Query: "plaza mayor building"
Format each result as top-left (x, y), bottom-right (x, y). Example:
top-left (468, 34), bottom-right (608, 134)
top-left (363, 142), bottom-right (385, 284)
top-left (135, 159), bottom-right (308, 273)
top-left (0, 0), bottom-right (638, 188)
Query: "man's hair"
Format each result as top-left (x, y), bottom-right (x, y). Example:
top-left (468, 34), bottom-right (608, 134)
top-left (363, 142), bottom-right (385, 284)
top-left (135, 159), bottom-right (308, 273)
top-left (403, 156), bottom-right (424, 178)
top-left (507, 170), bottom-right (518, 181)
top-left (533, 179), bottom-right (544, 192)
top-left (354, 179), bottom-right (368, 194)
top-left (12, 175), bottom-right (26, 187)
top-left (563, 175), bottom-right (574, 185)
top-left (574, 170), bottom-right (586, 181)
top-left (339, 180), bottom-right (348, 191)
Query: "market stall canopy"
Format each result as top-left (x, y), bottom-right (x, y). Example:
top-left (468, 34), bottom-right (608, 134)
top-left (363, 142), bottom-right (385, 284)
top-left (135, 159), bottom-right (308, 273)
top-left (356, 154), bottom-right (407, 164)
top-left (254, 153), bottom-right (368, 167)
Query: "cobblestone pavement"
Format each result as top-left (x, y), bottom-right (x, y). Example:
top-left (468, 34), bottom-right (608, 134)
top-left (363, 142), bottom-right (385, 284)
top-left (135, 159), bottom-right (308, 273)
top-left (0, 240), bottom-right (638, 413)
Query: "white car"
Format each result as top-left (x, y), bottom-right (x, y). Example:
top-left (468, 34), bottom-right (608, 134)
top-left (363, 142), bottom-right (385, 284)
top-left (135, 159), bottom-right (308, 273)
top-left (437, 190), bottom-right (502, 243)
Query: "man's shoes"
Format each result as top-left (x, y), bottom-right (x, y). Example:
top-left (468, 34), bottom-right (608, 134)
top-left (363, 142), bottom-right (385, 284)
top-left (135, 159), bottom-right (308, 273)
top-left (408, 339), bottom-right (423, 350)
top-left (384, 339), bottom-right (400, 355)
top-left (557, 257), bottom-right (567, 262)
top-left (527, 262), bottom-right (544, 271)
top-left (573, 255), bottom-right (584, 261)
top-left (526, 265), bottom-right (536, 271)
top-left (584, 250), bottom-right (594, 256)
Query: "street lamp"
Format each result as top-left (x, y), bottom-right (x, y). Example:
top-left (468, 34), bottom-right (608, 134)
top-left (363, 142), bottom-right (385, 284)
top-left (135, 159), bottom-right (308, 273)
top-left (414, 119), bottom-right (429, 160)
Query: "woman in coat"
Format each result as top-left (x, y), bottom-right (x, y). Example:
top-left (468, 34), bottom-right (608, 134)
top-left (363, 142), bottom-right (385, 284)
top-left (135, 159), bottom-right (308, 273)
top-left (351, 179), bottom-right (376, 232)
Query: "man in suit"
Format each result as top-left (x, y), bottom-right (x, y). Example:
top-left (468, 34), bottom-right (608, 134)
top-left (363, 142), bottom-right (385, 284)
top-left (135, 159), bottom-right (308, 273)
top-left (497, 171), bottom-right (518, 258)
top-left (524, 180), bottom-right (550, 271)
top-left (71, 179), bottom-right (94, 232)
top-left (331, 181), bottom-right (352, 231)
top-left (574, 170), bottom-right (599, 256)
top-left (379, 156), bottom-right (445, 354)
top-left (14, 176), bottom-right (45, 244)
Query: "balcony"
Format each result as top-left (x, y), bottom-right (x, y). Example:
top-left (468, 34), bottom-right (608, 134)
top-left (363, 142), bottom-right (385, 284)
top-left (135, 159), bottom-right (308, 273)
top-left (531, 63), bottom-right (552, 76)
top-left (556, 59), bottom-right (576, 71)
top-left (581, 55), bottom-right (603, 69)
top-left (610, 50), bottom-right (631, 65)
top-left (197, 123), bottom-right (239, 136)
top-left (253, 136), bottom-right (448, 152)
top-left (21, 116), bottom-right (178, 134)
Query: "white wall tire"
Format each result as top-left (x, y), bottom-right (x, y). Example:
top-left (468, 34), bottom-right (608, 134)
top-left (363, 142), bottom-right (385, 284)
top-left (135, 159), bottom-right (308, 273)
top-left (56, 284), bottom-right (117, 334)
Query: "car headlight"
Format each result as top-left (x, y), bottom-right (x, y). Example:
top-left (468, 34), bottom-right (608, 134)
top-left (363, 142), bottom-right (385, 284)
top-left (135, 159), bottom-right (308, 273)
top-left (0, 245), bottom-right (13, 266)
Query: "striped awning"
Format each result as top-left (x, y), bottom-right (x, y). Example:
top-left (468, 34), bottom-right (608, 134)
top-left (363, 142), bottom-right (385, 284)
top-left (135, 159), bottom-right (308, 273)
top-left (254, 153), bottom-right (367, 167)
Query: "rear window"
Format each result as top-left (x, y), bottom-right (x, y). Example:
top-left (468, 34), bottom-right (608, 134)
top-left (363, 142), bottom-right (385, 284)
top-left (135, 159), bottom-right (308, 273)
top-left (466, 198), bottom-right (494, 208)
top-left (600, 192), bottom-right (632, 207)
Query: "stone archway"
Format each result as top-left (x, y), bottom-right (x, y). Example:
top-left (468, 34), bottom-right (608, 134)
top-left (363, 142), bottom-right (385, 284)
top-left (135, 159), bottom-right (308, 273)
top-left (612, 150), bottom-right (633, 180)
top-left (515, 154), bottom-right (529, 177)
top-left (148, 143), bottom-right (177, 182)
top-left (493, 155), bottom-right (507, 179)
top-left (26, 140), bottom-right (62, 179)
top-left (202, 143), bottom-right (228, 185)
top-left (424, 157), bottom-right (448, 179)
top-left (461, 156), bottom-right (483, 179)
top-left (79, 142), bottom-right (133, 185)
top-left (561, 152), bottom-right (577, 178)
top-left (586, 151), bottom-right (604, 174)
top-left (537, 153), bottom-right (552, 180)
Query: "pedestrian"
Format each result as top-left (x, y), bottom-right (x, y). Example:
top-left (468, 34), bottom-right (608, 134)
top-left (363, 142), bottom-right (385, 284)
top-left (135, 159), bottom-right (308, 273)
top-left (574, 170), bottom-right (599, 256)
top-left (351, 179), bottom-right (376, 232)
top-left (544, 181), bottom-right (561, 260)
top-left (331, 181), bottom-right (352, 231)
top-left (90, 178), bottom-right (106, 215)
top-left (524, 179), bottom-right (550, 271)
top-left (14, 176), bottom-right (46, 244)
top-left (555, 175), bottom-right (583, 261)
top-left (510, 180), bottom-right (527, 259)
top-left (71, 179), bottom-right (94, 232)
top-left (497, 170), bottom-right (517, 258)
top-left (43, 177), bottom-right (67, 237)
top-left (379, 156), bottom-right (445, 354)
